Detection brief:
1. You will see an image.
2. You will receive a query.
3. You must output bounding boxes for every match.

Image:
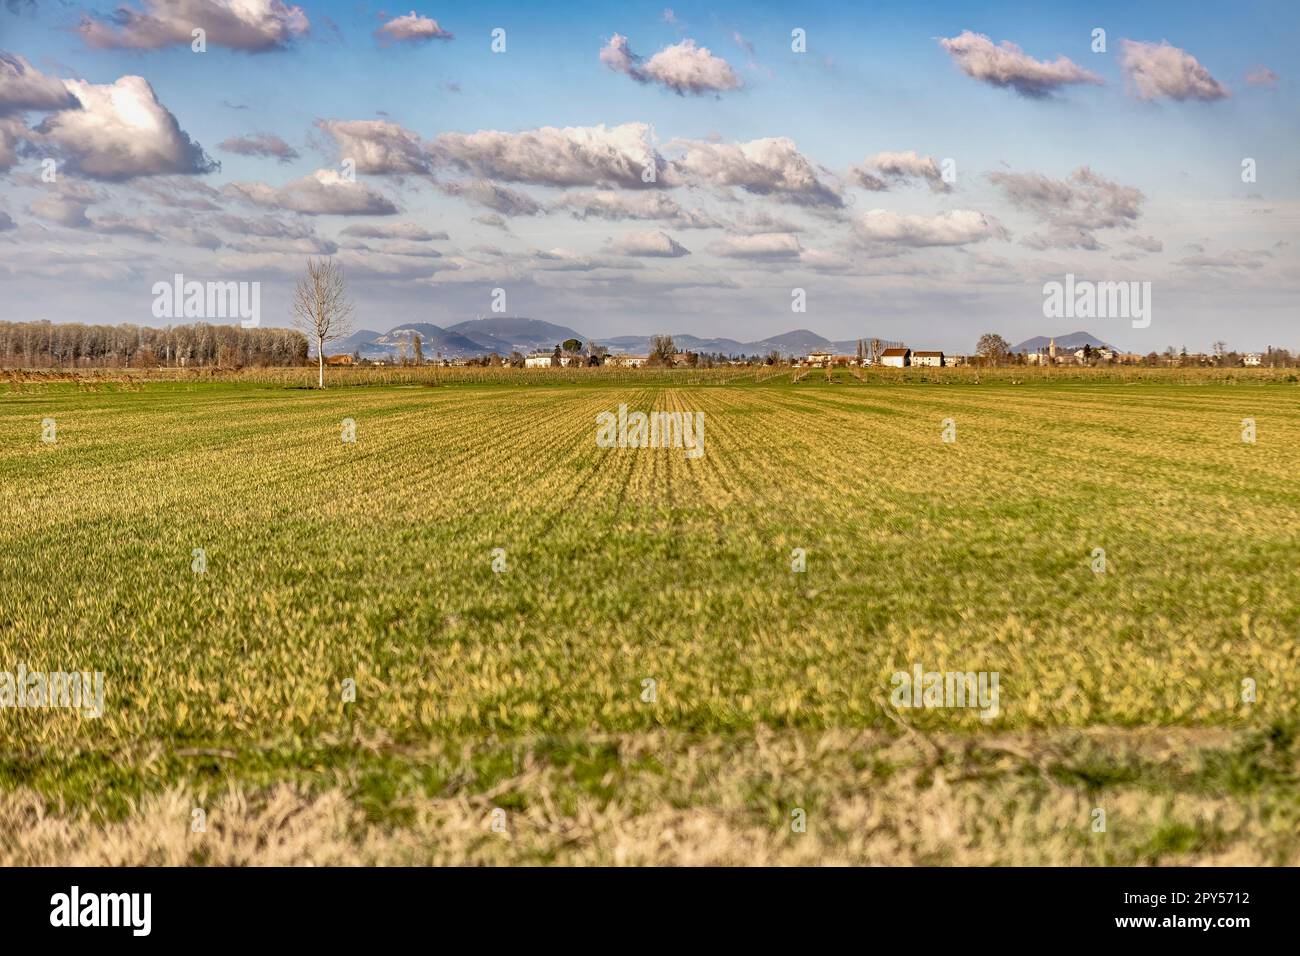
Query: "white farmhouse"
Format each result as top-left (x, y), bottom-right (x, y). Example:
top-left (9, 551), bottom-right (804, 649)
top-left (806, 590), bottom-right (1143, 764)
top-left (806, 350), bottom-right (833, 368)
top-left (879, 347), bottom-right (911, 368)
top-left (607, 354), bottom-right (648, 368)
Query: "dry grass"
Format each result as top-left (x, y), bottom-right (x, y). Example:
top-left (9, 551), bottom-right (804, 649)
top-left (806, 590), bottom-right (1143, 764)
top-left (3, 728), bottom-right (1294, 866)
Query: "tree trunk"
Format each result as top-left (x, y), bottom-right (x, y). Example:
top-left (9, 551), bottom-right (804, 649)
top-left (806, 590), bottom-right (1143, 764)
top-left (317, 336), bottom-right (325, 388)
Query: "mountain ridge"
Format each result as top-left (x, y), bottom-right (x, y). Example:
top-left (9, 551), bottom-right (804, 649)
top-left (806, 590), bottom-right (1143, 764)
top-left (333, 318), bottom-right (1103, 360)
top-left (330, 318), bottom-right (898, 359)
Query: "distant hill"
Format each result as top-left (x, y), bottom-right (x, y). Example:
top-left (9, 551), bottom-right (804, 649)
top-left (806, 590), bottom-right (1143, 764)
top-left (750, 329), bottom-right (833, 354)
top-left (336, 320), bottom-right (907, 360)
top-left (332, 329), bottom-right (383, 355)
top-left (602, 329), bottom-right (893, 357)
top-left (447, 317), bottom-right (585, 353)
top-left (329, 318), bottom-right (583, 360)
top-left (1013, 331), bottom-right (1114, 353)
top-left (365, 323), bottom-right (486, 358)
top-left (605, 333), bottom-right (751, 355)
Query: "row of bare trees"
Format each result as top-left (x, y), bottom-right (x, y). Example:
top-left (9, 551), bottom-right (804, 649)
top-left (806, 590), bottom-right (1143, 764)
top-left (0, 258), bottom-right (345, 380)
top-left (0, 320), bottom-right (308, 369)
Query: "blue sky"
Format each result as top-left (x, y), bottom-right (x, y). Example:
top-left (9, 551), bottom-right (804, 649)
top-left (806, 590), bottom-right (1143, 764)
top-left (0, 0), bottom-right (1295, 351)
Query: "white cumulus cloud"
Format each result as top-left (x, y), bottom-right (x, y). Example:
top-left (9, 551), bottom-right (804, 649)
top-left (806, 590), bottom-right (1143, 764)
top-left (607, 229), bottom-right (691, 257)
top-left (710, 232), bottom-right (802, 259)
top-left (32, 75), bottom-right (217, 180)
top-left (316, 119), bottom-right (431, 175)
top-left (78, 0), bottom-right (309, 52)
top-left (549, 190), bottom-right (720, 228)
top-left (340, 222), bottom-right (447, 241)
top-left (673, 137), bottom-right (842, 207)
top-left (1244, 66), bottom-right (1278, 89)
top-left (225, 169), bottom-right (398, 215)
top-left (0, 52), bottom-right (80, 115)
top-left (600, 34), bottom-right (741, 95)
top-left (988, 166), bottom-right (1144, 249)
top-left (438, 179), bottom-right (542, 216)
top-left (938, 30), bottom-right (1102, 98)
top-left (854, 209), bottom-right (1007, 247)
top-left (430, 123), bottom-right (666, 189)
top-left (1119, 40), bottom-right (1229, 102)
top-left (852, 150), bottom-right (950, 193)
top-left (376, 12), bottom-right (453, 44)
top-left (218, 132), bottom-right (299, 163)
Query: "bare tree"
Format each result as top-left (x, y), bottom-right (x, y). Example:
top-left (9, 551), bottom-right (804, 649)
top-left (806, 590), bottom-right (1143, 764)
top-left (292, 258), bottom-right (355, 388)
top-left (649, 334), bottom-right (676, 366)
top-left (976, 333), bottom-right (1010, 367)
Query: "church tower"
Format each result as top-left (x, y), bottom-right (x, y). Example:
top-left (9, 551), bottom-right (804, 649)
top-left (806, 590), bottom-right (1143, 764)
top-left (1048, 337), bottom-right (1057, 361)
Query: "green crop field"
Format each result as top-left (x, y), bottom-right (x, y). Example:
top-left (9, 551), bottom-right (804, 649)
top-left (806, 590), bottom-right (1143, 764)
top-left (1, 374), bottom-right (1297, 865)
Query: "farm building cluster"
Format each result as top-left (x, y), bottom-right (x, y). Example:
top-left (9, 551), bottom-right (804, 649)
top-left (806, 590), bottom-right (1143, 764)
top-left (796, 348), bottom-right (963, 368)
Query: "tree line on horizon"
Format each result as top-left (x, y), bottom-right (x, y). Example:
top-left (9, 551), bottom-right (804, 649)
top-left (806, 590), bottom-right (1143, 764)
top-left (0, 320), bottom-right (309, 369)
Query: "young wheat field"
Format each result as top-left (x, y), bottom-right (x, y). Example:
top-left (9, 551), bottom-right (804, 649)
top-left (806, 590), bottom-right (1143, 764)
top-left (1, 373), bottom-right (1297, 865)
